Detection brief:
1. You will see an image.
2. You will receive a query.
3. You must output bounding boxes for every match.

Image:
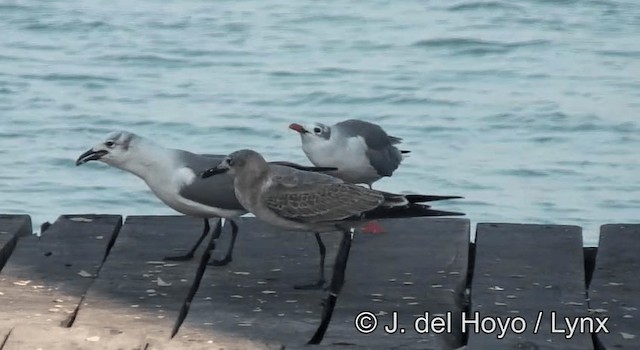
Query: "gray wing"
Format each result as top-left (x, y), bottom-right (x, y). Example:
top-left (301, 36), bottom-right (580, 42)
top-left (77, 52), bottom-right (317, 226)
top-left (264, 182), bottom-right (384, 224)
top-left (335, 119), bottom-right (404, 177)
top-left (335, 119), bottom-right (404, 148)
top-left (269, 163), bottom-right (344, 187)
top-left (176, 151), bottom-right (245, 211)
top-left (365, 146), bottom-right (403, 177)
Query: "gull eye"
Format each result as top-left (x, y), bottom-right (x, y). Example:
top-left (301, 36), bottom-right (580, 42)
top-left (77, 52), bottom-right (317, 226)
top-left (105, 140), bottom-right (115, 148)
top-left (313, 127), bottom-right (322, 134)
top-left (226, 158), bottom-right (234, 166)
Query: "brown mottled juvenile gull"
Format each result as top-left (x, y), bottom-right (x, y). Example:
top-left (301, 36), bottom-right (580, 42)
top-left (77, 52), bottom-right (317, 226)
top-left (201, 149), bottom-right (464, 343)
top-left (76, 131), bottom-right (335, 265)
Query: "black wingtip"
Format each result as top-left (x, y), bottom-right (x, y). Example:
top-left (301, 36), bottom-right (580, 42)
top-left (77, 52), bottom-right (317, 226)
top-left (400, 150), bottom-right (411, 154)
top-left (362, 204), bottom-right (465, 220)
top-left (269, 161), bottom-right (338, 173)
top-left (404, 194), bottom-right (464, 203)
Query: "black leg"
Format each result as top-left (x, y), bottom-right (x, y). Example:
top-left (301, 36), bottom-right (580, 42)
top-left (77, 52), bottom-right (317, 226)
top-left (164, 218), bottom-right (210, 261)
top-left (209, 219), bottom-right (238, 266)
top-left (294, 232), bottom-right (326, 290)
top-left (308, 227), bottom-right (354, 344)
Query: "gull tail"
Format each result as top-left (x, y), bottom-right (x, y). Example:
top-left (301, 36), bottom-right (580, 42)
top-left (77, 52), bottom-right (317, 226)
top-left (369, 191), bottom-right (464, 219)
top-left (363, 203), bottom-right (465, 220)
top-left (389, 135), bottom-right (404, 145)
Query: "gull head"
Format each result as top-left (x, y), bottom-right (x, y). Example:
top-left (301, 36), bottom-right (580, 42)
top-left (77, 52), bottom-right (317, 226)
top-left (76, 131), bottom-right (138, 166)
top-left (289, 122), bottom-right (331, 144)
top-left (201, 149), bottom-right (267, 179)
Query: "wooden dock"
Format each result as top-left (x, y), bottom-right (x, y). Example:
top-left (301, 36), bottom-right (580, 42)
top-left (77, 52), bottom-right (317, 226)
top-left (0, 214), bottom-right (638, 349)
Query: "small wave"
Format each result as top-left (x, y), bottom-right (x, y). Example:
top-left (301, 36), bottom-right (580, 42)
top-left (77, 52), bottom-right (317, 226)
top-left (126, 120), bottom-right (194, 130)
top-left (268, 70), bottom-right (326, 78)
top-left (19, 73), bottom-right (118, 83)
top-left (351, 41), bottom-right (394, 51)
top-left (0, 4), bottom-right (31, 11)
top-left (448, 1), bottom-right (525, 12)
top-left (221, 22), bottom-right (250, 33)
top-left (154, 92), bottom-right (189, 99)
top-left (598, 199), bottom-right (640, 210)
top-left (166, 48), bottom-right (249, 58)
top-left (98, 54), bottom-right (190, 67)
top-left (23, 19), bottom-right (113, 32)
top-left (412, 38), bottom-right (549, 55)
top-left (497, 168), bottom-right (549, 177)
top-left (146, 19), bottom-right (190, 29)
top-left (318, 67), bottom-right (364, 75)
top-left (390, 96), bottom-right (460, 106)
top-left (596, 50), bottom-right (640, 58)
top-left (461, 200), bottom-right (496, 207)
top-left (291, 91), bottom-right (396, 105)
top-left (0, 87), bottom-right (17, 95)
top-left (285, 14), bottom-right (367, 25)
top-left (529, 136), bottom-right (566, 143)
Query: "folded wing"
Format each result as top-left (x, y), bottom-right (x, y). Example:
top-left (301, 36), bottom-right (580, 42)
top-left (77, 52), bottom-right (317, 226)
top-left (264, 183), bottom-right (384, 223)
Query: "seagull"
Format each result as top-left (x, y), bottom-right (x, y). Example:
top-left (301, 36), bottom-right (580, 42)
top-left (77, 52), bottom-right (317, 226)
top-left (289, 119), bottom-right (410, 188)
top-left (289, 119), bottom-right (412, 233)
top-left (76, 131), bottom-right (335, 265)
top-left (201, 149), bottom-right (463, 342)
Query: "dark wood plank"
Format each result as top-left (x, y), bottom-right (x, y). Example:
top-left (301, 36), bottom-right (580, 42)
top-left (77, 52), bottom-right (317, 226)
top-left (72, 216), bottom-right (213, 342)
top-left (319, 218), bottom-right (469, 349)
top-left (590, 224), bottom-right (640, 349)
top-left (173, 217), bottom-right (342, 349)
top-left (0, 215), bottom-right (32, 272)
top-left (468, 223), bottom-right (592, 350)
top-left (0, 215), bottom-right (121, 330)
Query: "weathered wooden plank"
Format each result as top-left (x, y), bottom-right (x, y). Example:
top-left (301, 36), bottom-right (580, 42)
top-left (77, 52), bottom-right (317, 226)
top-left (72, 216), bottom-right (213, 342)
top-left (0, 215), bottom-right (32, 272)
top-left (468, 223), bottom-right (592, 350)
top-left (589, 224), bottom-right (640, 349)
top-left (1, 325), bottom-right (149, 350)
top-left (0, 216), bottom-right (31, 348)
top-left (0, 215), bottom-right (121, 329)
top-left (0, 327), bottom-right (9, 350)
top-left (1, 324), bottom-right (212, 350)
top-left (173, 217), bottom-right (342, 349)
top-left (319, 218), bottom-right (469, 349)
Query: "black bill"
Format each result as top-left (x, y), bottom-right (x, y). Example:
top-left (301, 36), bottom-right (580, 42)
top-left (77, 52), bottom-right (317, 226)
top-left (75, 149), bottom-right (108, 166)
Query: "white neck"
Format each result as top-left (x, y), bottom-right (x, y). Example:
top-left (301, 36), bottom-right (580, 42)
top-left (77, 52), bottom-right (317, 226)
top-left (110, 139), bottom-right (175, 181)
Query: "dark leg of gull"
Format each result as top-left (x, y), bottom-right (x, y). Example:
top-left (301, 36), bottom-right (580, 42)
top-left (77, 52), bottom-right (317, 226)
top-left (294, 232), bottom-right (327, 290)
top-left (164, 218), bottom-right (210, 261)
top-left (209, 219), bottom-right (238, 266)
top-left (308, 226), bottom-right (354, 344)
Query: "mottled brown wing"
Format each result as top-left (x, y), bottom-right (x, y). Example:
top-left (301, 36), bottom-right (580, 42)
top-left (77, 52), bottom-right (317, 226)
top-left (264, 183), bottom-right (384, 223)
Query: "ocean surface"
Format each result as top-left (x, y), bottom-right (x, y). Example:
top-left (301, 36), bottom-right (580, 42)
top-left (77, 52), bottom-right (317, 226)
top-left (1, 0), bottom-right (638, 245)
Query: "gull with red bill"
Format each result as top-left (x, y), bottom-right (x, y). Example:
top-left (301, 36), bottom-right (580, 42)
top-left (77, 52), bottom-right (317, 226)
top-left (289, 119), bottom-right (409, 187)
top-left (289, 119), bottom-right (416, 233)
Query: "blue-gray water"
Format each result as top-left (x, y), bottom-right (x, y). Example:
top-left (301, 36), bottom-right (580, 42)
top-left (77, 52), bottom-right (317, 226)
top-left (1, 1), bottom-right (639, 245)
